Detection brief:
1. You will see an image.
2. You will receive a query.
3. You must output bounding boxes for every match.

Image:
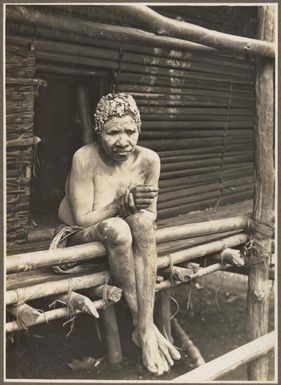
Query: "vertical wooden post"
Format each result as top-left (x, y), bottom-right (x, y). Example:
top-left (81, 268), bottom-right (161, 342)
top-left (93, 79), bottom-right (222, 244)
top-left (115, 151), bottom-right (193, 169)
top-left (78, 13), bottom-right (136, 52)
top-left (103, 304), bottom-right (123, 364)
top-left (247, 5), bottom-right (275, 381)
top-left (159, 288), bottom-right (174, 343)
top-left (77, 84), bottom-right (94, 144)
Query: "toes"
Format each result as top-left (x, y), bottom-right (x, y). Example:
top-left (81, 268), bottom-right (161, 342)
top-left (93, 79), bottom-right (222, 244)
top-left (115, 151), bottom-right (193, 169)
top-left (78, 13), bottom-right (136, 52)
top-left (161, 347), bottom-right (174, 366)
top-left (159, 351), bottom-right (170, 373)
top-left (168, 345), bottom-right (181, 360)
top-left (147, 363), bottom-right (159, 375)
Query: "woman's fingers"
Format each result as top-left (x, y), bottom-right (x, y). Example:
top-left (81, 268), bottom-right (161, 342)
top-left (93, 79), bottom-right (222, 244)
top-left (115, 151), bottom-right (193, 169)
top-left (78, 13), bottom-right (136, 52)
top-left (134, 192), bottom-right (158, 199)
top-left (128, 192), bottom-right (138, 213)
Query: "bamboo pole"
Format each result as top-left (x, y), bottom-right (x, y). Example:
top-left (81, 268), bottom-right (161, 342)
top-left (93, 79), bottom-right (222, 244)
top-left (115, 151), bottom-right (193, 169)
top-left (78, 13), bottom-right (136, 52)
top-left (156, 234), bottom-right (248, 269)
top-left (6, 271), bottom-right (108, 305)
top-left (247, 6), bottom-right (275, 381)
top-left (7, 21), bottom-right (257, 69)
top-left (172, 331), bottom-right (275, 382)
top-left (171, 318), bottom-right (205, 367)
top-left (102, 304), bottom-right (123, 364)
top-left (156, 263), bottom-right (232, 291)
top-left (77, 85), bottom-right (94, 145)
top-left (114, 5), bottom-right (275, 58)
top-left (6, 6), bottom-right (216, 53)
top-left (6, 299), bottom-right (106, 333)
top-left (7, 216), bottom-right (248, 273)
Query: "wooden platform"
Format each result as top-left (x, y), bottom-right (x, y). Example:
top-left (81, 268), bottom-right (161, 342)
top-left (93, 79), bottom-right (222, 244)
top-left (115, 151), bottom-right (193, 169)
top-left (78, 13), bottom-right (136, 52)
top-left (7, 200), bottom-right (253, 255)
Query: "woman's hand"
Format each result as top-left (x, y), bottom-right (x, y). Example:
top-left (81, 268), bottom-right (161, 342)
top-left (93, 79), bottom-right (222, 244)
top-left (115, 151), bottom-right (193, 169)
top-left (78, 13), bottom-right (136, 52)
top-left (114, 185), bottom-right (158, 217)
top-left (130, 185), bottom-right (159, 210)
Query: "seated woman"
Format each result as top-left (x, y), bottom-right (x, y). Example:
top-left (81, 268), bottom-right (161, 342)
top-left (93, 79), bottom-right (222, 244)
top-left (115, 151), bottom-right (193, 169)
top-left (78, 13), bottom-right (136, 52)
top-left (56, 93), bottom-right (180, 376)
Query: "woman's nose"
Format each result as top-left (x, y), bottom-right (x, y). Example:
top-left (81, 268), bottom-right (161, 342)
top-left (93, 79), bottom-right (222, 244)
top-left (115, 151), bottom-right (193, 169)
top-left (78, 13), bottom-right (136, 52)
top-left (116, 134), bottom-right (129, 147)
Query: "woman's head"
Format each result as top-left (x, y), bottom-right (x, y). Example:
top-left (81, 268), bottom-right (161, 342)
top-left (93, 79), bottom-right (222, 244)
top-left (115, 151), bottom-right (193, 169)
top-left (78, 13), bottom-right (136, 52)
top-left (94, 93), bottom-right (141, 135)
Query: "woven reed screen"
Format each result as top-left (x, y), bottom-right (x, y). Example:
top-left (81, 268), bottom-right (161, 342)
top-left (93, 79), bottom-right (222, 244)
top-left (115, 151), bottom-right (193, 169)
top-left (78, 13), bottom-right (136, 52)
top-left (7, 15), bottom-right (255, 221)
top-left (6, 42), bottom-right (37, 244)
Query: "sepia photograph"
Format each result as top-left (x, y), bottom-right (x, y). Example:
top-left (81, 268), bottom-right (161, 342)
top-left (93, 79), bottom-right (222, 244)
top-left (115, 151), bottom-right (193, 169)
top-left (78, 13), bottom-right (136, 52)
top-left (4, 2), bottom-right (277, 382)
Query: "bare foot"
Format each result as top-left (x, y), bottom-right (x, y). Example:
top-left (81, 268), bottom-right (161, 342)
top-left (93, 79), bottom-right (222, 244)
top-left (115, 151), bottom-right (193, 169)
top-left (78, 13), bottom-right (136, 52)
top-left (132, 325), bottom-right (181, 372)
top-left (154, 326), bottom-right (181, 366)
top-left (139, 329), bottom-right (169, 376)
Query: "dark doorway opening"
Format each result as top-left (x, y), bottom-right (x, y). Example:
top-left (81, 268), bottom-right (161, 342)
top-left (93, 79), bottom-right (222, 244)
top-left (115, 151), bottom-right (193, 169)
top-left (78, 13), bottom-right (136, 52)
top-left (30, 73), bottom-right (110, 226)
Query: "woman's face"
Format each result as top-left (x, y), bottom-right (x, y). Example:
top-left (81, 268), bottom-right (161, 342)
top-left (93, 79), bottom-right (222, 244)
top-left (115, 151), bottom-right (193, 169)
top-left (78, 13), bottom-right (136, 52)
top-left (99, 115), bottom-right (139, 162)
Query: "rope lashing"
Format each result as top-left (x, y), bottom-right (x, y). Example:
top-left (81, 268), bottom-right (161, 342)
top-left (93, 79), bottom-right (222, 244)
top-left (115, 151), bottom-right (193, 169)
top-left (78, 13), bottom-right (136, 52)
top-left (250, 217), bottom-right (274, 240)
top-left (243, 217), bottom-right (274, 267)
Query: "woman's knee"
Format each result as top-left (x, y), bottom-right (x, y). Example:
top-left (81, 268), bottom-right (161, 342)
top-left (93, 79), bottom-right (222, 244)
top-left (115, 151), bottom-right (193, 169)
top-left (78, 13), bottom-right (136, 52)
top-left (126, 213), bottom-right (155, 235)
top-left (97, 217), bottom-right (132, 246)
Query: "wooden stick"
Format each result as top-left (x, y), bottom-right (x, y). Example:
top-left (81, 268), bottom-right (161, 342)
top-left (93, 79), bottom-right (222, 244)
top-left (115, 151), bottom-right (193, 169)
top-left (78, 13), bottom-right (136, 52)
top-left (7, 216), bottom-right (249, 273)
top-left (7, 303), bottom-right (42, 329)
top-left (156, 263), bottom-right (232, 291)
top-left (221, 248), bottom-right (245, 266)
top-left (171, 318), bottom-right (205, 367)
top-left (7, 136), bottom-right (41, 147)
top-left (77, 84), bottom-right (94, 145)
top-left (172, 331), bottom-right (275, 382)
top-left (5, 6), bottom-right (216, 53)
top-left (115, 5), bottom-right (275, 58)
top-left (159, 288), bottom-right (174, 343)
top-left (7, 20), bottom-right (257, 69)
top-left (6, 271), bottom-right (108, 305)
top-left (247, 6), bottom-right (275, 381)
top-left (52, 291), bottom-right (100, 318)
top-left (157, 230), bottom-right (242, 256)
top-left (157, 234), bottom-right (248, 269)
top-left (102, 304), bottom-right (123, 364)
top-left (88, 284), bottom-right (122, 303)
top-left (6, 299), bottom-right (105, 333)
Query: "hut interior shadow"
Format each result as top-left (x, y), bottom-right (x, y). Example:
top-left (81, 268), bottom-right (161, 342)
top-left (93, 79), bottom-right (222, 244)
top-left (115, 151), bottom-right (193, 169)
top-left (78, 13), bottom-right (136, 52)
top-left (30, 72), bottom-right (110, 227)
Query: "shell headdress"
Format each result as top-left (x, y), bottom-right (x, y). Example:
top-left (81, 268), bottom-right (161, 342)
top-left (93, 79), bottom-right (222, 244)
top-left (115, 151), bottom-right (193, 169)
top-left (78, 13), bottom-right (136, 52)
top-left (94, 93), bottom-right (141, 134)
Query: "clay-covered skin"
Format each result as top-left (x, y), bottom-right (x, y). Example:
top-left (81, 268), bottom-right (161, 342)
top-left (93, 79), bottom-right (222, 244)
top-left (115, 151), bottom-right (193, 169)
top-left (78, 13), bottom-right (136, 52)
top-left (58, 115), bottom-right (180, 375)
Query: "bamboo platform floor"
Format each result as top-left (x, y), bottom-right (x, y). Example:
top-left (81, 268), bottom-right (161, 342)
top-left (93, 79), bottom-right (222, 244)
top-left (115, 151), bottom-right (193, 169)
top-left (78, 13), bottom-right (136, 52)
top-left (7, 199), bottom-right (254, 255)
top-left (6, 271), bottom-right (275, 381)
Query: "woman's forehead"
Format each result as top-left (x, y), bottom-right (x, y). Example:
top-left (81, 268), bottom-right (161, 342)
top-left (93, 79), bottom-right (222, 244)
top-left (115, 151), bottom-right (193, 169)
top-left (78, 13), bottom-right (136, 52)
top-left (103, 115), bottom-right (138, 129)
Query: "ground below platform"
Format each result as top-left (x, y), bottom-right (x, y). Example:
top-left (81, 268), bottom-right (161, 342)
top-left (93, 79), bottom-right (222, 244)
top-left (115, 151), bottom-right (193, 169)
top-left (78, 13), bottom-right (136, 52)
top-left (6, 271), bottom-right (275, 381)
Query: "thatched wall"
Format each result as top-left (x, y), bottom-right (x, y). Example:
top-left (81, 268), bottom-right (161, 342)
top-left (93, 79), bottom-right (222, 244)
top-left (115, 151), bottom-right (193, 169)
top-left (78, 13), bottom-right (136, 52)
top-left (6, 41), bottom-right (38, 244)
top-left (6, 5), bottom-right (256, 230)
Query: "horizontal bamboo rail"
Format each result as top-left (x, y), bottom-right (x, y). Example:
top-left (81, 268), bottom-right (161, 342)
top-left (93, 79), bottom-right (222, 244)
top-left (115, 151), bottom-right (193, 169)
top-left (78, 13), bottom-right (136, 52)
top-left (6, 6), bottom-right (217, 53)
top-left (6, 298), bottom-right (106, 333)
top-left (7, 21), bottom-right (256, 69)
top-left (172, 331), bottom-right (276, 382)
top-left (115, 5), bottom-right (275, 58)
top-left (6, 271), bottom-right (108, 305)
top-left (156, 233), bottom-right (247, 269)
top-left (156, 263), bottom-right (232, 291)
top-left (6, 216), bottom-right (248, 273)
